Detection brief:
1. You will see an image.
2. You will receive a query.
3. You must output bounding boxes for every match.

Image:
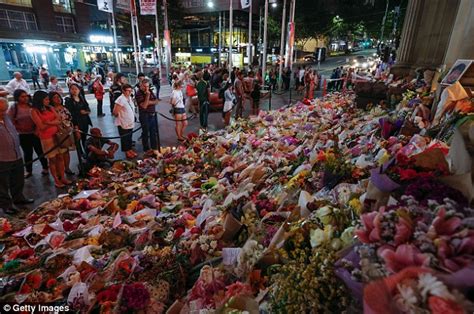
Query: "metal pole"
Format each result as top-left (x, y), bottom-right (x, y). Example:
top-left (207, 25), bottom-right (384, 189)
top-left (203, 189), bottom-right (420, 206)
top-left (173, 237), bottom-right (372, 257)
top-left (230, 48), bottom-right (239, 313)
top-left (111, 10), bottom-right (121, 72)
top-left (135, 14), bottom-right (143, 73)
top-left (258, 6), bottom-right (262, 66)
top-left (155, 2), bottom-right (162, 70)
top-left (218, 11), bottom-right (222, 67)
top-left (163, 0), bottom-right (171, 81)
top-left (289, 0), bottom-right (296, 69)
top-left (229, 0), bottom-right (233, 72)
top-left (278, 0), bottom-right (287, 91)
top-left (130, 0), bottom-right (139, 75)
top-left (154, 114), bottom-right (161, 152)
top-left (380, 0), bottom-right (389, 42)
top-left (262, 0), bottom-right (268, 78)
top-left (284, 0), bottom-right (292, 69)
top-left (248, 0), bottom-right (253, 68)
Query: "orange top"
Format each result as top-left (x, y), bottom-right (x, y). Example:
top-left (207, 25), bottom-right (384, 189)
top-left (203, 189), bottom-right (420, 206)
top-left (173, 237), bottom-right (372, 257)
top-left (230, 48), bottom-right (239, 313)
top-left (34, 108), bottom-right (58, 140)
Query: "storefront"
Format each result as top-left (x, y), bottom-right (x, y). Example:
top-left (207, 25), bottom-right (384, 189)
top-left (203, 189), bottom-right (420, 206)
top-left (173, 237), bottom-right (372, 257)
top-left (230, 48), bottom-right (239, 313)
top-left (0, 37), bottom-right (132, 80)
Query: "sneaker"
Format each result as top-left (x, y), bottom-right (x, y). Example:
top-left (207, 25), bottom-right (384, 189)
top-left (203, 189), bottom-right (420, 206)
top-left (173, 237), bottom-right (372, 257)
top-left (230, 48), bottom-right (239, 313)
top-left (24, 172), bottom-right (33, 179)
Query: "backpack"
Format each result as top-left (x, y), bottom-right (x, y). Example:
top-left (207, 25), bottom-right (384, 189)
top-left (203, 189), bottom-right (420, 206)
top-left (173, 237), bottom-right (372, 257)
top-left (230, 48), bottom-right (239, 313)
top-left (251, 81), bottom-right (261, 100)
top-left (218, 87), bottom-right (225, 100)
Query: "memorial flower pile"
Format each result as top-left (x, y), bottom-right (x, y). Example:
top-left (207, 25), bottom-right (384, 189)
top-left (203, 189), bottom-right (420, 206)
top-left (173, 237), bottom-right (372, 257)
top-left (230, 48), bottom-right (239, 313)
top-left (0, 89), bottom-right (472, 313)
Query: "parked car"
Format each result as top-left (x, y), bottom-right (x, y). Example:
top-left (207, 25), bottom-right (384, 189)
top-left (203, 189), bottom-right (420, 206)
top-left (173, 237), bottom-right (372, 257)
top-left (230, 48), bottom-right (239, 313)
top-left (302, 55), bottom-right (317, 63)
top-left (190, 92), bottom-right (224, 112)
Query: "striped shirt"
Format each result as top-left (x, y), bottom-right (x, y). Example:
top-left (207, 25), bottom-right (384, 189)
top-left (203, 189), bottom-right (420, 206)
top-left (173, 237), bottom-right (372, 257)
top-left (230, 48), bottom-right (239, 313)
top-left (0, 116), bottom-right (22, 162)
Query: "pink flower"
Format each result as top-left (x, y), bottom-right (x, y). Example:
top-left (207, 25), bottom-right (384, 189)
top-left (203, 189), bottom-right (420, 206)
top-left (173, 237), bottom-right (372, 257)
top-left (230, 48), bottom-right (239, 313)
top-left (456, 231), bottom-right (474, 255)
top-left (394, 216), bottom-right (413, 245)
top-left (379, 244), bottom-right (429, 273)
top-left (432, 208), bottom-right (461, 236)
top-left (437, 238), bottom-right (472, 272)
top-left (355, 211), bottom-right (382, 243)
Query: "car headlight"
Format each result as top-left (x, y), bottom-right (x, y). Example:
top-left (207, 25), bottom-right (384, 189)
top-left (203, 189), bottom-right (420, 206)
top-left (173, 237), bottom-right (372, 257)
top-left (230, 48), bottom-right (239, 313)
top-left (368, 61), bottom-right (374, 66)
top-left (362, 62), bottom-right (368, 68)
top-left (354, 62), bottom-right (359, 67)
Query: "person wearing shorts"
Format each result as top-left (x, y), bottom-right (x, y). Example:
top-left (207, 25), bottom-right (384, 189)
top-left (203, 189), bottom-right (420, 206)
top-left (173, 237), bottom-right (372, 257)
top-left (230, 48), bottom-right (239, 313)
top-left (170, 80), bottom-right (188, 143)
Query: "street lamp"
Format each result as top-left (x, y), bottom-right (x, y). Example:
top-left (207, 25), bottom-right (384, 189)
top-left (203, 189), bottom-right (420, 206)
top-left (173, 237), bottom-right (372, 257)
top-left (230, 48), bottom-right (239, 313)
top-left (207, 1), bottom-right (214, 8)
top-left (272, 2), bottom-right (277, 8)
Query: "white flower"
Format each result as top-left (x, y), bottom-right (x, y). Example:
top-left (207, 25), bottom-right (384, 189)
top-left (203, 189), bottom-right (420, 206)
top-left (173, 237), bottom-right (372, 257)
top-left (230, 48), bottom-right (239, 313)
top-left (395, 284), bottom-right (418, 312)
top-left (210, 240), bottom-right (218, 249)
top-left (341, 226), bottom-right (355, 246)
top-left (418, 273), bottom-right (453, 301)
top-left (200, 244), bottom-right (209, 252)
top-left (310, 228), bottom-right (326, 248)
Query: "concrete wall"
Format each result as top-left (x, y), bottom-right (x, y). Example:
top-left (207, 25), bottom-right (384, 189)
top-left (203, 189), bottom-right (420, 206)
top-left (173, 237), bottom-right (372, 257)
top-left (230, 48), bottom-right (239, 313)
top-left (31, 0), bottom-right (57, 32)
top-left (444, 0), bottom-right (474, 68)
top-left (393, 0), bottom-right (461, 76)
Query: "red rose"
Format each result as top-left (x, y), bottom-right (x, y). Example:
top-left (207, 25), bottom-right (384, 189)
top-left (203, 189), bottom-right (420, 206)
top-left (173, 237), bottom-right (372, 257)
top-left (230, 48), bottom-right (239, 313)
top-left (174, 227), bottom-right (185, 239)
top-left (428, 296), bottom-right (464, 314)
top-left (63, 220), bottom-right (76, 232)
top-left (46, 278), bottom-right (57, 289)
top-left (190, 227), bottom-right (201, 234)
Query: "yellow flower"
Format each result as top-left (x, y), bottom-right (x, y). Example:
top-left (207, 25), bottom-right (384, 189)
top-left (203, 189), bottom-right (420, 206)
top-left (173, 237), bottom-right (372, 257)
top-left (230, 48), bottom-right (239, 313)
top-left (85, 236), bottom-right (99, 246)
top-left (348, 198), bottom-right (362, 215)
top-left (324, 224), bottom-right (334, 240)
top-left (341, 226), bottom-right (355, 246)
top-left (316, 206), bottom-right (333, 225)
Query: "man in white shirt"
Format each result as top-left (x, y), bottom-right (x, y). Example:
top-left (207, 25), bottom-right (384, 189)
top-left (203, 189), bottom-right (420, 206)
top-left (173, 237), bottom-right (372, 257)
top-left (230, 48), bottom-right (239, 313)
top-left (5, 72), bottom-right (31, 95)
top-left (113, 84), bottom-right (137, 159)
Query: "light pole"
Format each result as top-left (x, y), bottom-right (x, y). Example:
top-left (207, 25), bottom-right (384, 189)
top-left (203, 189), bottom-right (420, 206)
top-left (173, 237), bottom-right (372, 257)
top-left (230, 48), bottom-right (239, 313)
top-left (229, 0), bottom-right (233, 72)
top-left (380, 0), bottom-right (390, 42)
top-left (248, 0), bottom-right (253, 68)
top-left (278, 0), bottom-right (287, 91)
top-left (163, 0), bottom-right (171, 81)
top-left (262, 0), bottom-right (269, 79)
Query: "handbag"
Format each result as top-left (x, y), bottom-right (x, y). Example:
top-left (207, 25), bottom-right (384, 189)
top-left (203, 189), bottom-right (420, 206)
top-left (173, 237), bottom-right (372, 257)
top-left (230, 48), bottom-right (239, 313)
top-left (186, 85), bottom-right (197, 97)
top-left (54, 124), bottom-right (74, 149)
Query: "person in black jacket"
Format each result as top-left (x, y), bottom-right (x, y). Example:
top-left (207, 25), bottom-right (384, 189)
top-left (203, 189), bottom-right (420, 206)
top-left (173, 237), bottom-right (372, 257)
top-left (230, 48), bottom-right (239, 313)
top-left (151, 68), bottom-right (161, 100)
top-left (65, 83), bottom-right (92, 154)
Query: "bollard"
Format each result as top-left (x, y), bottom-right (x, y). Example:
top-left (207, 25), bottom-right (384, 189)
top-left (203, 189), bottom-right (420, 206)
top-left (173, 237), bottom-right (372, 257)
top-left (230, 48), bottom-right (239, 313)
top-left (323, 79), bottom-right (327, 97)
top-left (155, 113), bottom-right (162, 152)
top-left (268, 86), bottom-right (272, 111)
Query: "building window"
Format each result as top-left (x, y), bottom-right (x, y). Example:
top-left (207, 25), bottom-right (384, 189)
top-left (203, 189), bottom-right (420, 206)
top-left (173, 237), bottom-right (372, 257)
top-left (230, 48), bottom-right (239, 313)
top-left (52, 0), bottom-right (72, 13)
top-left (55, 15), bottom-right (75, 33)
top-left (0, 0), bottom-right (32, 7)
top-left (0, 9), bottom-right (37, 30)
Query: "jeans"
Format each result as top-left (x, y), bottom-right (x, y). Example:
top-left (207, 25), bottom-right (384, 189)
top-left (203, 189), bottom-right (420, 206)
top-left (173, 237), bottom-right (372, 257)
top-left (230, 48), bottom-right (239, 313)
top-left (19, 133), bottom-right (48, 173)
top-left (235, 96), bottom-right (243, 118)
top-left (199, 100), bottom-right (209, 128)
top-left (139, 112), bottom-right (158, 151)
top-left (32, 76), bottom-right (40, 89)
top-left (118, 126), bottom-right (133, 152)
top-left (154, 84), bottom-right (160, 99)
top-left (0, 159), bottom-right (25, 209)
top-left (109, 94), bottom-right (115, 114)
top-left (97, 98), bottom-right (103, 116)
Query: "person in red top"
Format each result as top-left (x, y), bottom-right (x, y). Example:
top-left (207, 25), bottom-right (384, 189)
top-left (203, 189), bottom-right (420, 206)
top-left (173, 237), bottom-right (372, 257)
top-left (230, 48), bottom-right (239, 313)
top-left (8, 89), bottom-right (49, 178)
top-left (31, 91), bottom-right (70, 188)
top-left (92, 75), bottom-right (105, 117)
